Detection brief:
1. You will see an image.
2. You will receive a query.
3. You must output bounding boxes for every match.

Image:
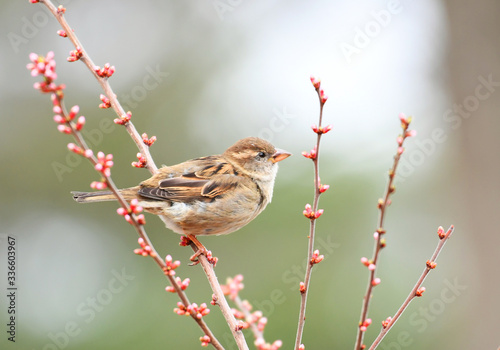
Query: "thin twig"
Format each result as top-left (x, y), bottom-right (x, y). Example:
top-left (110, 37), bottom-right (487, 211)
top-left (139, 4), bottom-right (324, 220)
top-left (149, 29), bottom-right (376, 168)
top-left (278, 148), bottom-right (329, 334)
top-left (32, 1), bottom-right (234, 348)
top-left (51, 90), bottom-right (224, 350)
top-left (354, 116), bottom-right (415, 350)
top-left (294, 79), bottom-right (329, 350)
top-left (233, 296), bottom-right (263, 342)
top-left (39, 0), bottom-right (157, 174)
top-left (189, 244), bottom-right (249, 350)
top-left (368, 225), bottom-right (454, 350)
top-left (219, 275), bottom-right (282, 349)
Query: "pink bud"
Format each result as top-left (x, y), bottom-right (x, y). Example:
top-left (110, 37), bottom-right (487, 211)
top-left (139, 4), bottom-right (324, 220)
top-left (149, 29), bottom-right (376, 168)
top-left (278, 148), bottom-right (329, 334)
top-left (117, 208), bottom-right (128, 216)
top-left (310, 76), bottom-right (321, 89)
top-left (57, 125), bottom-right (71, 134)
top-left (136, 214), bottom-right (146, 225)
top-left (314, 209), bottom-right (324, 219)
top-left (320, 89), bottom-right (328, 104)
top-left (76, 116), bottom-right (85, 130)
top-left (322, 124), bottom-right (333, 134)
top-left (437, 226), bottom-right (446, 239)
top-left (29, 52), bottom-right (38, 61)
top-left (257, 317), bottom-right (267, 331)
top-left (67, 143), bottom-right (79, 153)
top-left (68, 105), bottom-right (79, 120)
top-left (53, 115), bottom-right (65, 124)
top-left (416, 287), bottom-right (426, 297)
top-left (405, 130), bottom-right (417, 138)
top-left (319, 184), bottom-right (330, 193)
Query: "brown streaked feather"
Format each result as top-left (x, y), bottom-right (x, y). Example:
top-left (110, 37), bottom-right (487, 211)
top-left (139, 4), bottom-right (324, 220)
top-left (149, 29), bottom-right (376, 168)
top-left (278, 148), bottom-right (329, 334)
top-left (137, 156), bottom-right (241, 202)
top-left (72, 187), bottom-right (140, 203)
top-left (138, 181), bottom-right (208, 202)
top-left (159, 178), bottom-right (208, 188)
top-left (139, 174), bottom-right (241, 202)
top-left (139, 156), bottom-right (225, 187)
top-left (201, 176), bottom-right (240, 198)
top-left (196, 162), bottom-right (238, 177)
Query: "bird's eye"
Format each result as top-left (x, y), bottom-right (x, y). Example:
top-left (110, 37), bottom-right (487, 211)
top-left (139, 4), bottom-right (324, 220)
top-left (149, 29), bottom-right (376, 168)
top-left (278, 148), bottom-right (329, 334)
top-left (256, 151), bottom-right (266, 160)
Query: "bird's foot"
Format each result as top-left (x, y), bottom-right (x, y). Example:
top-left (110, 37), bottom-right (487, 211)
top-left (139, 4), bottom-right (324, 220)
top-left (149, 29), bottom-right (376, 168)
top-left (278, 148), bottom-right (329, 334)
top-left (182, 234), bottom-right (218, 266)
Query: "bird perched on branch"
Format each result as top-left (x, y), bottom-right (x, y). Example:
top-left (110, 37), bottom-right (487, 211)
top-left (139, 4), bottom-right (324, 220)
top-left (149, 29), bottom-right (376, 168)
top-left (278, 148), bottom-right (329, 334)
top-left (72, 137), bottom-right (291, 261)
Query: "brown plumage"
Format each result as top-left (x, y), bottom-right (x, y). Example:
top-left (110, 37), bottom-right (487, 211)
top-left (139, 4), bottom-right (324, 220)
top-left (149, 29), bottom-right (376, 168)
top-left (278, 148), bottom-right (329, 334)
top-left (72, 137), bottom-right (291, 236)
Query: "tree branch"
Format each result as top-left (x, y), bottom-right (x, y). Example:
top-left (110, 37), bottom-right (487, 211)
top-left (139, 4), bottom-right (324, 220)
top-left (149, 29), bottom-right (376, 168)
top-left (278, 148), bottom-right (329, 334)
top-left (368, 225), bottom-right (454, 350)
top-left (294, 77), bottom-right (330, 350)
top-left (354, 115), bottom-right (417, 350)
top-left (39, 0), bottom-right (157, 173)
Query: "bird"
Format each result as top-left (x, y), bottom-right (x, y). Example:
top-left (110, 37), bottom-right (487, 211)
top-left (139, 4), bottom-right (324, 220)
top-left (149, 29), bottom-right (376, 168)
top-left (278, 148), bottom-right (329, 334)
top-left (72, 137), bottom-right (291, 260)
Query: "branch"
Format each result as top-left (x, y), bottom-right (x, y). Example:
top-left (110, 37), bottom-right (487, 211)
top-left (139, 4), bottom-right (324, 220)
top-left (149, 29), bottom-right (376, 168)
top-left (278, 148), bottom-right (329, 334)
top-left (37, 0), bottom-right (158, 174)
top-left (219, 275), bottom-right (282, 350)
top-left (27, 58), bottom-right (224, 348)
top-left (368, 225), bottom-right (454, 350)
top-left (29, 1), bottom-right (236, 348)
top-left (354, 115), bottom-right (417, 350)
top-left (294, 77), bottom-right (331, 350)
top-left (191, 244), bottom-right (249, 350)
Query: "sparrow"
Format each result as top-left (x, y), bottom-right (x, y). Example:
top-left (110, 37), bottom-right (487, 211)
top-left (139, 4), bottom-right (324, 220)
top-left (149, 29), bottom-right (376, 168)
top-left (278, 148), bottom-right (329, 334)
top-left (72, 137), bottom-right (291, 245)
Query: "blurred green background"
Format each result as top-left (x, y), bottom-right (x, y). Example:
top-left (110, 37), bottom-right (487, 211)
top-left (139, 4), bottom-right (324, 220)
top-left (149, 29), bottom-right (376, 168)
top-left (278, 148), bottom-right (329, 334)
top-left (1, 1), bottom-right (499, 349)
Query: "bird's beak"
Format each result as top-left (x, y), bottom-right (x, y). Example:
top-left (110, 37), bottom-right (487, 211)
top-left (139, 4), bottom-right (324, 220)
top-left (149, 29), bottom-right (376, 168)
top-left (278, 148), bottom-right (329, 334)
top-left (271, 148), bottom-right (292, 163)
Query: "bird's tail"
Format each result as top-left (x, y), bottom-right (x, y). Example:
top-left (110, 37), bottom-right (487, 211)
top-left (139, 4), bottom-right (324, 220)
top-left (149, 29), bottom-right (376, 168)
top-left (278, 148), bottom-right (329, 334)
top-left (72, 186), bottom-right (140, 203)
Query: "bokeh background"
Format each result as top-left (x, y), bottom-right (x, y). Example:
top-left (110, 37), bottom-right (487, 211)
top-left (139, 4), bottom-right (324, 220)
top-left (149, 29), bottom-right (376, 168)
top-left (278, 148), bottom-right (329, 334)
top-left (1, 1), bottom-right (499, 349)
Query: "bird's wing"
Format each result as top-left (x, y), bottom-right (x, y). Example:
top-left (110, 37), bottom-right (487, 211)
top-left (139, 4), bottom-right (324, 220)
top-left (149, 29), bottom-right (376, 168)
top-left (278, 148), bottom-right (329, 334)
top-left (138, 174), bottom-right (241, 202)
top-left (138, 157), bottom-right (241, 202)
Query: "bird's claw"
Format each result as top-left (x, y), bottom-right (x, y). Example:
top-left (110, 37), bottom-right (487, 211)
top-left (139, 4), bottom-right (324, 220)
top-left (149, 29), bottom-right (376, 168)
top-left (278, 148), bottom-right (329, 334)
top-left (188, 249), bottom-right (218, 266)
top-left (184, 235), bottom-right (218, 266)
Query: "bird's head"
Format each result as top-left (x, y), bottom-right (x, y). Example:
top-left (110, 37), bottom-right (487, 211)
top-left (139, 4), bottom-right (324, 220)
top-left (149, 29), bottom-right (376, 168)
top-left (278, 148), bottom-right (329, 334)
top-left (223, 137), bottom-right (291, 181)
